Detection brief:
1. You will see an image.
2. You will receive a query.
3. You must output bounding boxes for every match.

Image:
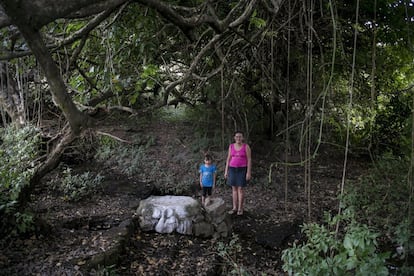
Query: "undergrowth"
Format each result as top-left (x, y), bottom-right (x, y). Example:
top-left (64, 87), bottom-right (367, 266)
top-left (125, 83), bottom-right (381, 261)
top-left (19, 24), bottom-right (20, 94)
top-left (282, 152), bottom-right (414, 275)
top-left (217, 234), bottom-right (251, 276)
top-left (282, 209), bottom-right (389, 275)
top-left (0, 124), bottom-right (41, 236)
top-left (95, 134), bottom-right (195, 195)
top-left (52, 167), bottom-right (104, 202)
top-left (342, 153), bottom-right (414, 274)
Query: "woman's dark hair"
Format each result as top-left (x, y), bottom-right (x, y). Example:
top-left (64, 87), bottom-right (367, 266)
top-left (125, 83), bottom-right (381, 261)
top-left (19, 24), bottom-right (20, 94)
top-left (233, 130), bottom-right (244, 136)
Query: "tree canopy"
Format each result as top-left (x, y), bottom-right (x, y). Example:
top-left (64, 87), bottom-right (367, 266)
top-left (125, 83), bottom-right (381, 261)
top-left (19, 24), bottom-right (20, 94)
top-left (1, 1), bottom-right (414, 273)
top-left (0, 0), bottom-right (413, 212)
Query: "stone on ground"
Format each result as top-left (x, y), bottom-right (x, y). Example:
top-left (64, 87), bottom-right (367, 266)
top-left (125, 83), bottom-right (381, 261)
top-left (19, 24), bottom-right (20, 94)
top-left (135, 195), bottom-right (231, 238)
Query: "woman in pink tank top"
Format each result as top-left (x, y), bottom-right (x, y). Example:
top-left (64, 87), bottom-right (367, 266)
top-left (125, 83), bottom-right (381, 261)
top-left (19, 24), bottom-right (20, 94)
top-left (224, 130), bottom-right (252, 215)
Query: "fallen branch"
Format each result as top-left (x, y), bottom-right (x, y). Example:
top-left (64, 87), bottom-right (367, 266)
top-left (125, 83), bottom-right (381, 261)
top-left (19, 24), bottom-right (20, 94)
top-left (96, 130), bottom-right (133, 144)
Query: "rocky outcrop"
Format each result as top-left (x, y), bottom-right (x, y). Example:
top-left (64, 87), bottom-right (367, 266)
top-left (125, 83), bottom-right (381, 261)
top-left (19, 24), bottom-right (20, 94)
top-left (135, 195), bottom-right (231, 238)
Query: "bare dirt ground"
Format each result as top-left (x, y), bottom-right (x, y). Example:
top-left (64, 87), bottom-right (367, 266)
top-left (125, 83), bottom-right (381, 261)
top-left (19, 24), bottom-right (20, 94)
top-left (0, 113), bottom-right (368, 275)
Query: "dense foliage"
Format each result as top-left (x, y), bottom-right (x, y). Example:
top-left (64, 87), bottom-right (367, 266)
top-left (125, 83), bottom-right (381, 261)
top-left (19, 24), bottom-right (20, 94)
top-left (0, 125), bottom-right (40, 236)
top-left (282, 210), bottom-right (389, 275)
top-left (0, 0), bottom-right (413, 273)
top-left (343, 154), bottom-right (414, 274)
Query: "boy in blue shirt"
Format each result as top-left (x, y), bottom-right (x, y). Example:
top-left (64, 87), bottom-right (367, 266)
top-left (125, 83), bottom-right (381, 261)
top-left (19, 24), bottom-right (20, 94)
top-left (199, 154), bottom-right (217, 206)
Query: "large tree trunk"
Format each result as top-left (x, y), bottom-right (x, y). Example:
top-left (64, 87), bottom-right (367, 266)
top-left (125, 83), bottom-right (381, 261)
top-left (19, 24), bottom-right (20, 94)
top-left (17, 28), bottom-right (90, 134)
top-left (0, 3), bottom-right (93, 204)
top-left (15, 27), bottom-right (92, 202)
top-left (1, 1), bottom-right (91, 133)
top-left (18, 126), bottom-right (77, 204)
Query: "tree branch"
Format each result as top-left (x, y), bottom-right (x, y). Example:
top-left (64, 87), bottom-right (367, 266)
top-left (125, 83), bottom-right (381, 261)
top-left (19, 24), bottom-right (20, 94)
top-left (0, 0), bottom-right (128, 30)
top-left (0, 6), bottom-right (120, 61)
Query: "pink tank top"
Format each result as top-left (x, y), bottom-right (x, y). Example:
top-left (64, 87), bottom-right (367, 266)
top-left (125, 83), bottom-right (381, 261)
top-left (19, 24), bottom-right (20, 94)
top-left (229, 143), bottom-right (247, 167)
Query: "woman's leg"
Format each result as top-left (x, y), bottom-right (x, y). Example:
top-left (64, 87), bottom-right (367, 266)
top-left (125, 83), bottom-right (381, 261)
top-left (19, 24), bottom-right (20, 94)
top-left (232, 186), bottom-right (238, 211)
top-left (237, 187), bottom-right (244, 214)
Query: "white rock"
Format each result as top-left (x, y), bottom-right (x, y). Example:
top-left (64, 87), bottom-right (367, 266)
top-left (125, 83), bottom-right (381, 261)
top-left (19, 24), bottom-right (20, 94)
top-left (136, 195), bottom-right (231, 237)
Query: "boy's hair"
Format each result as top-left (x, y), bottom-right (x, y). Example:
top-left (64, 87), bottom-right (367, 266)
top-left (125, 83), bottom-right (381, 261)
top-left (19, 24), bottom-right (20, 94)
top-left (204, 154), bottom-right (212, 161)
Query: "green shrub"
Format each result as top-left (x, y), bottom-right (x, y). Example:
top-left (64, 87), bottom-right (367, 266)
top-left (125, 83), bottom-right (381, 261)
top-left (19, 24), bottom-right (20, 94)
top-left (118, 146), bottom-right (146, 177)
top-left (282, 210), bottom-right (389, 275)
top-left (342, 153), bottom-right (410, 231)
top-left (56, 167), bottom-right (104, 202)
top-left (0, 124), bottom-right (40, 201)
top-left (94, 135), bottom-right (119, 161)
top-left (217, 234), bottom-right (250, 276)
top-left (342, 153), bottom-right (413, 272)
top-left (394, 218), bottom-right (414, 261)
top-left (95, 137), bottom-right (148, 177)
top-left (14, 212), bottom-right (35, 234)
top-left (0, 124), bottom-right (40, 235)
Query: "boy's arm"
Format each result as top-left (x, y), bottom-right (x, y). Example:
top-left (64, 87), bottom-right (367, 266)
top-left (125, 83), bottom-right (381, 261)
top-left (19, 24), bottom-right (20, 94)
top-left (199, 173), bottom-right (203, 187)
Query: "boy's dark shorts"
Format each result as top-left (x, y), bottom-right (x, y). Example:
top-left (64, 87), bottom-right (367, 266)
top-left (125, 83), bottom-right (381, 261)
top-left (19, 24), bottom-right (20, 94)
top-left (202, 187), bottom-right (213, 197)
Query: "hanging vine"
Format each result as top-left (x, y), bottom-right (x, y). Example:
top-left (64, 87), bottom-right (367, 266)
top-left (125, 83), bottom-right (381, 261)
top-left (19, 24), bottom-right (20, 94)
top-left (336, 0), bottom-right (360, 234)
top-left (284, 0), bottom-right (292, 213)
top-left (404, 0), bottom-right (413, 266)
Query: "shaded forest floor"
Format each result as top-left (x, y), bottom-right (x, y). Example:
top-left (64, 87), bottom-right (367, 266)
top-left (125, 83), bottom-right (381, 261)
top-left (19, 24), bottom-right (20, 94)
top-left (0, 112), bottom-right (371, 275)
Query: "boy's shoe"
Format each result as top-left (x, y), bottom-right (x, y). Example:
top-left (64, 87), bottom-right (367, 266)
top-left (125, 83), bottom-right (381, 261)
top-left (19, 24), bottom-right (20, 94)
top-left (227, 209), bottom-right (237, 215)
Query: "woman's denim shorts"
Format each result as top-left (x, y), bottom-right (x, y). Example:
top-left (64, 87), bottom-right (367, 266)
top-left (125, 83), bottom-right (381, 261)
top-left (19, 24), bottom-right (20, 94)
top-left (228, 166), bottom-right (247, 187)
